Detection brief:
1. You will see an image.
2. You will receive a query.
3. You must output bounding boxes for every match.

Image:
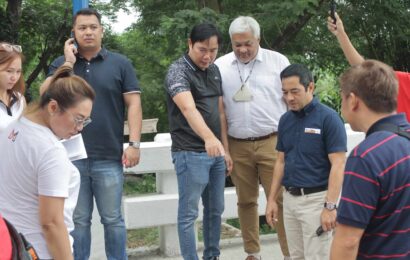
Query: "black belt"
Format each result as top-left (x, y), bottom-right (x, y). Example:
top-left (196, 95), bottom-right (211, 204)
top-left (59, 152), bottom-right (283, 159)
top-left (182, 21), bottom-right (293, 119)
top-left (285, 186), bottom-right (327, 196)
top-left (229, 132), bottom-right (277, 142)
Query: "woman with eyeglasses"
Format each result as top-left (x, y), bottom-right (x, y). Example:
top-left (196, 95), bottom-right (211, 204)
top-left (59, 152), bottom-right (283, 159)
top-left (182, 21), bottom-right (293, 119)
top-left (0, 63), bottom-right (95, 259)
top-left (0, 42), bottom-right (25, 131)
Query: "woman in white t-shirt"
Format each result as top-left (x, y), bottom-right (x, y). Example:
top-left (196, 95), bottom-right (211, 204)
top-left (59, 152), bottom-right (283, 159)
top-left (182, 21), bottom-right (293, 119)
top-left (0, 64), bottom-right (95, 259)
top-left (0, 42), bottom-right (26, 132)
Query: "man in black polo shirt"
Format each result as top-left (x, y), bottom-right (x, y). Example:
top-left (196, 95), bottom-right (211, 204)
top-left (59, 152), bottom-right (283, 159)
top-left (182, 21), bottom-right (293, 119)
top-left (41, 8), bottom-right (142, 260)
top-left (266, 64), bottom-right (346, 259)
top-left (164, 23), bottom-right (232, 260)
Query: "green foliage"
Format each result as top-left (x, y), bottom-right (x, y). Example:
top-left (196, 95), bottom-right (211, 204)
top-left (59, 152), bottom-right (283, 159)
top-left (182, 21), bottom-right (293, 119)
top-left (0, 0), bottom-right (129, 102)
top-left (114, 0), bottom-right (408, 130)
top-left (123, 174), bottom-right (156, 195)
top-left (127, 227), bottom-right (159, 248)
top-left (159, 7), bottom-right (227, 55)
top-left (313, 67), bottom-right (342, 114)
top-left (116, 29), bottom-right (170, 132)
top-left (2, 0), bottom-right (409, 122)
top-left (8, 1), bottom-right (72, 99)
top-left (226, 218), bottom-right (240, 228)
top-left (338, 0), bottom-right (410, 71)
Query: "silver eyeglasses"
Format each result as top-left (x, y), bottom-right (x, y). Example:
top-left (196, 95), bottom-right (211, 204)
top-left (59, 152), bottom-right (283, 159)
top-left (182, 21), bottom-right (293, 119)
top-left (66, 110), bottom-right (92, 128)
top-left (0, 43), bottom-right (22, 53)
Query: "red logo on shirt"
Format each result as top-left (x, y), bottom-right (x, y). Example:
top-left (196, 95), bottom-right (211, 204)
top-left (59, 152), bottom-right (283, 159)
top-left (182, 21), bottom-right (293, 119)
top-left (8, 129), bottom-right (19, 142)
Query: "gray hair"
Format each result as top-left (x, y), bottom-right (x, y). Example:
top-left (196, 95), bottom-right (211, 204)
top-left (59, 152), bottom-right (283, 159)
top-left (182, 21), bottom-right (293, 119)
top-left (229, 16), bottom-right (260, 39)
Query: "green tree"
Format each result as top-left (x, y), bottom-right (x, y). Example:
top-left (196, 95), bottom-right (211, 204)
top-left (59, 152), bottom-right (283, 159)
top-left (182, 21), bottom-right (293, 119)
top-left (124, 0), bottom-right (329, 131)
top-left (0, 0), bottom-right (127, 101)
top-left (2, 0), bottom-right (408, 122)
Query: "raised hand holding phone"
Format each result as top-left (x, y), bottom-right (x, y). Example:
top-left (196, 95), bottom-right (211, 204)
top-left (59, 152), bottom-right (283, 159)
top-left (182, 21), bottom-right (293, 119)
top-left (70, 31), bottom-right (78, 49)
top-left (330, 0), bottom-right (337, 24)
top-left (64, 35), bottom-right (77, 65)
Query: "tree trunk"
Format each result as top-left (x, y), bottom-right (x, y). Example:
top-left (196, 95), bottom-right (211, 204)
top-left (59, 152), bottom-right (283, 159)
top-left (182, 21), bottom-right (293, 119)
top-left (6, 0), bottom-right (22, 43)
top-left (272, 0), bottom-right (326, 51)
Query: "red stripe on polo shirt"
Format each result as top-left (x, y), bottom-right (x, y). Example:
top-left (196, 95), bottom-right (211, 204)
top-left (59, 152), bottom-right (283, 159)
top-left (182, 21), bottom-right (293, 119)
top-left (379, 155), bottom-right (410, 176)
top-left (381, 183), bottom-right (410, 201)
top-left (392, 228), bottom-right (410, 234)
top-left (359, 250), bottom-right (410, 258)
top-left (345, 171), bottom-right (380, 186)
top-left (341, 197), bottom-right (377, 210)
top-left (363, 228), bottom-right (410, 237)
top-left (373, 205), bottom-right (410, 219)
top-left (361, 135), bottom-right (398, 158)
top-left (353, 146), bottom-right (359, 156)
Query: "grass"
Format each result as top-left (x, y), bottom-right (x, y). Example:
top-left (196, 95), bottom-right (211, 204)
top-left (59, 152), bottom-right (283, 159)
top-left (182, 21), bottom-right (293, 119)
top-left (123, 173), bottom-right (156, 195)
top-left (124, 173), bottom-right (158, 248)
top-left (127, 227), bottom-right (159, 248)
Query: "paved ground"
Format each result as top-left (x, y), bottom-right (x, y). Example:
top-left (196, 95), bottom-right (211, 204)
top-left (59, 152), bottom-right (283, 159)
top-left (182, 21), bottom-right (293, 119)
top-left (129, 234), bottom-right (283, 260)
top-left (90, 202), bottom-right (283, 260)
top-left (91, 218), bottom-right (283, 260)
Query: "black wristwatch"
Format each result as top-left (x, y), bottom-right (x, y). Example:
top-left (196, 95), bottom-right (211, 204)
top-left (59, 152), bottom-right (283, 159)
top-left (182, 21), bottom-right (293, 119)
top-left (129, 141), bottom-right (140, 149)
top-left (324, 201), bottom-right (337, 211)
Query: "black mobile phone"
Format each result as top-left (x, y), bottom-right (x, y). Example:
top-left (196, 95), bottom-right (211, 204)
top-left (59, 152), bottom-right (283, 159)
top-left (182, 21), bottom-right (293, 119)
top-left (70, 31), bottom-right (78, 49)
top-left (316, 226), bottom-right (324, 236)
top-left (330, 0), bottom-right (337, 24)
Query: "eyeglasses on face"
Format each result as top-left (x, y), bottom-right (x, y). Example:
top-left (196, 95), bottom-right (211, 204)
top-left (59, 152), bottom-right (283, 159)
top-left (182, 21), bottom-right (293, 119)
top-left (66, 110), bottom-right (92, 128)
top-left (0, 43), bottom-right (22, 53)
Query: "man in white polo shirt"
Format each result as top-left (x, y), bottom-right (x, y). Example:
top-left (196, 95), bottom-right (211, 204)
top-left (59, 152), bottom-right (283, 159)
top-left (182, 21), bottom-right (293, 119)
top-left (215, 16), bottom-right (290, 260)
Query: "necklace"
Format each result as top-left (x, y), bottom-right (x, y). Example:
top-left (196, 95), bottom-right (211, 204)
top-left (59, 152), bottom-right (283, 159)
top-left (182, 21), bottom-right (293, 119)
top-left (236, 59), bottom-right (257, 88)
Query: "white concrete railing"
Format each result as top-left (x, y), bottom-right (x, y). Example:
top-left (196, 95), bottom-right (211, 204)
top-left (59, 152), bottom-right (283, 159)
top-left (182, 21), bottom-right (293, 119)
top-left (90, 124), bottom-right (365, 258)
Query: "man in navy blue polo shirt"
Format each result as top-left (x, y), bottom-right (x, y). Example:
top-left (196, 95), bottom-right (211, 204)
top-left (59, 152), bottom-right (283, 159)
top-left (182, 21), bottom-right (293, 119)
top-left (330, 60), bottom-right (410, 259)
top-left (266, 64), bottom-right (346, 259)
top-left (41, 8), bottom-right (142, 260)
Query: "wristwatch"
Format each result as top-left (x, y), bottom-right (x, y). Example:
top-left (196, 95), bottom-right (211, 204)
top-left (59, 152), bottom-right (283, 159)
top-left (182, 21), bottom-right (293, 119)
top-left (324, 201), bottom-right (337, 211)
top-left (129, 141), bottom-right (140, 149)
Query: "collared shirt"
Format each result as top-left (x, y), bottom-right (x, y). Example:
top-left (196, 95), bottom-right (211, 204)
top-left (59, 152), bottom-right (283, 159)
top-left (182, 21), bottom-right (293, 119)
top-left (214, 47), bottom-right (289, 138)
top-left (48, 48), bottom-right (140, 160)
top-left (0, 92), bottom-right (24, 132)
top-left (165, 53), bottom-right (223, 152)
top-left (277, 98), bottom-right (347, 188)
top-left (337, 114), bottom-right (410, 259)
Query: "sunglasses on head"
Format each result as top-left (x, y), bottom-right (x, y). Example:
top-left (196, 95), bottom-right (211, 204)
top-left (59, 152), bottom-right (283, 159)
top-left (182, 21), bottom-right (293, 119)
top-left (0, 43), bottom-right (22, 53)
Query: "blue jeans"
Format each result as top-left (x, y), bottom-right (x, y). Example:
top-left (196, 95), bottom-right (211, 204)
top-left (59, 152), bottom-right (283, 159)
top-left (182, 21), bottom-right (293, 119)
top-left (172, 151), bottom-right (226, 260)
top-left (71, 159), bottom-right (127, 260)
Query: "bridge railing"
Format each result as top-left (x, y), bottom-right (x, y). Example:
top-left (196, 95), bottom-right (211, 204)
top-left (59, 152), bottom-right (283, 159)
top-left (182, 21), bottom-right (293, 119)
top-left (90, 124), bottom-right (365, 258)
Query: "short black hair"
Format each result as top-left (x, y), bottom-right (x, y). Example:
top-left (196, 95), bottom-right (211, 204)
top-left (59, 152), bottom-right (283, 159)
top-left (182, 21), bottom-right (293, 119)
top-left (189, 23), bottom-right (222, 46)
top-left (280, 64), bottom-right (313, 90)
top-left (73, 8), bottom-right (102, 25)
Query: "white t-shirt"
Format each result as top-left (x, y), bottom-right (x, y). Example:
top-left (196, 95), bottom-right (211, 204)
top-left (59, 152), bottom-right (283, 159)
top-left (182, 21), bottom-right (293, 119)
top-left (0, 117), bottom-right (80, 259)
top-left (0, 92), bottom-right (25, 132)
